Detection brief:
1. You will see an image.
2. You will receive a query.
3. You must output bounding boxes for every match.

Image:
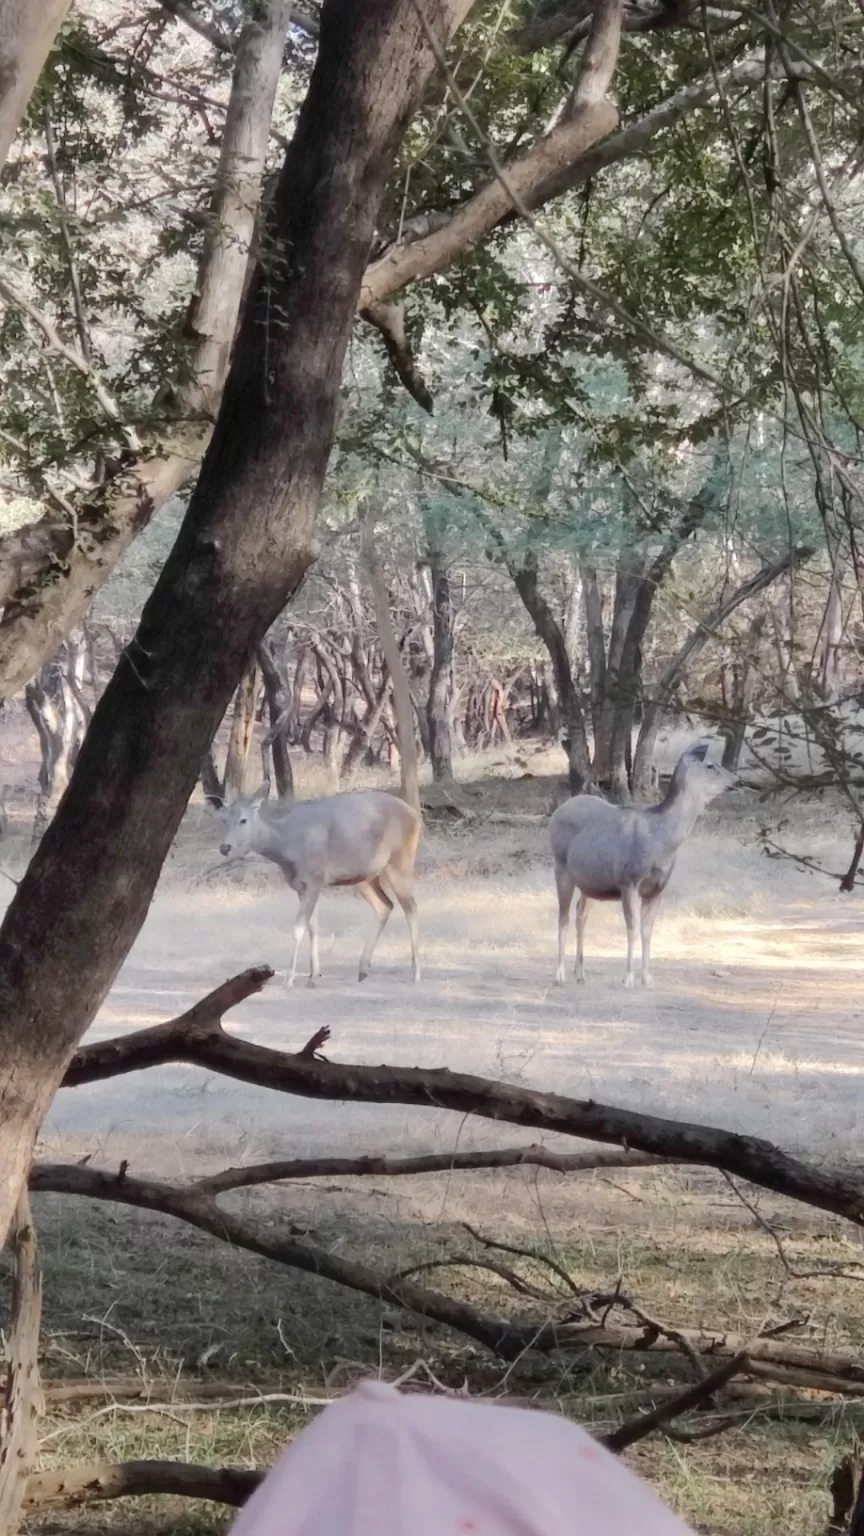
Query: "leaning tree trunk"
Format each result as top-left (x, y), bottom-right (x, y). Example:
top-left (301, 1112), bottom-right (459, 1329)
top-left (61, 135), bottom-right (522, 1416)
top-left (0, 0), bottom-right (472, 1248)
top-left (425, 517), bottom-right (456, 781)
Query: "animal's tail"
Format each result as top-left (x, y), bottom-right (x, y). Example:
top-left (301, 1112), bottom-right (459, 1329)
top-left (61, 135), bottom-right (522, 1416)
top-left (362, 510), bottom-right (422, 823)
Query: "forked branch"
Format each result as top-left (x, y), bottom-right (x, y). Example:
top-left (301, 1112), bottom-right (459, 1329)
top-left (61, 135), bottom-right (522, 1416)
top-left (61, 969), bottom-right (864, 1228)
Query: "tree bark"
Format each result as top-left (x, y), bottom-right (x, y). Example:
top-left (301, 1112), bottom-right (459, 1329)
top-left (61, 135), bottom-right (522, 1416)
top-left (0, 0), bottom-right (470, 1247)
top-left (513, 557), bottom-right (592, 791)
top-left (0, 2), bottom-right (292, 699)
top-left (425, 512), bottom-right (455, 781)
top-left (363, 511), bottom-right (423, 817)
top-left (0, 1191), bottom-right (43, 1533)
top-left (0, 0), bottom-right (72, 173)
top-left (222, 662), bottom-right (262, 798)
top-left (257, 641), bottom-right (294, 799)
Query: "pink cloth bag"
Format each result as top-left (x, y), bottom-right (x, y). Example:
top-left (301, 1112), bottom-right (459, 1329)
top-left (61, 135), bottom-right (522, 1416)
top-left (228, 1379), bottom-right (695, 1535)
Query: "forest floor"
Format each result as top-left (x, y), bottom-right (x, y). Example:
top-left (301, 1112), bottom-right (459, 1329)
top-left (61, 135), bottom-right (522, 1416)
top-left (2, 733), bottom-right (864, 1536)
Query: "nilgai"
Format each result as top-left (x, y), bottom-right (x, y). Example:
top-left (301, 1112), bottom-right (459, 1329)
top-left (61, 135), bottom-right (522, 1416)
top-left (218, 785), bottom-right (421, 986)
top-left (550, 742), bottom-right (736, 989)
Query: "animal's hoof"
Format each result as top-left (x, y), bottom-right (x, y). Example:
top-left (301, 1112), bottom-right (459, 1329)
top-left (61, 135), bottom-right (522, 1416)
top-left (358, 969), bottom-right (369, 983)
top-left (622, 975), bottom-right (635, 990)
top-left (574, 972), bottom-right (586, 985)
top-left (412, 969), bottom-right (422, 983)
top-left (642, 975), bottom-right (655, 990)
top-left (305, 979), bottom-right (316, 990)
top-left (554, 971), bottom-right (565, 987)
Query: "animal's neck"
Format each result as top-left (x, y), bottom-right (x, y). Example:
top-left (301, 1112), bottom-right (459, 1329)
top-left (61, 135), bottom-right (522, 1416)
top-left (650, 787), bottom-right (704, 849)
top-left (251, 810), bottom-right (283, 862)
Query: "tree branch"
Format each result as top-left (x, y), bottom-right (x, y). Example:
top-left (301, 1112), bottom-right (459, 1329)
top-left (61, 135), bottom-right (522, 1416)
top-left (359, 54), bottom-right (809, 307)
top-left (25, 1459), bottom-right (261, 1511)
top-left (60, 969), bottom-right (864, 1229)
top-left (0, 1), bottom-right (292, 697)
top-left (192, 1144), bottom-right (667, 1195)
top-left (602, 1350), bottom-right (751, 1452)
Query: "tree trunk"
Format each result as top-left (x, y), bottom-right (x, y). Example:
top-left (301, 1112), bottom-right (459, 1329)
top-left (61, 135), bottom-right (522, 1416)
top-left (363, 512), bottom-right (422, 817)
top-left (257, 642), bottom-right (294, 799)
top-left (512, 559), bottom-right (591, 791)
top-left (579, 559), bottom-right (606, 739)
top-left (0, 1191), bottom-right (43, 1531)
top-left (0, 0), bottom-right (469, 1247)
top-left (223, 662), bottom-right (262, 798)
top-left (0, 0), bottom-right (72, 173)
top-left (816, 560), bottom-right (844, 701)
top-left (596, 555), bottom-right (648, 800)
top-left (426, 524), bottom-right (455, 781)
top-left (721, 615), bottom-right (766, 771)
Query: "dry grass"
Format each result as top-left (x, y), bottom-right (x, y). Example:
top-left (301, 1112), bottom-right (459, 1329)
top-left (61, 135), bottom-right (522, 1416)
top-left (10, 1163), bottom-right (864, 1536)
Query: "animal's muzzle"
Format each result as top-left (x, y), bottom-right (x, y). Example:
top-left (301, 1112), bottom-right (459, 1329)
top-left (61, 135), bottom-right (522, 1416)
top-left (219, 843), bottom-right (231, 856)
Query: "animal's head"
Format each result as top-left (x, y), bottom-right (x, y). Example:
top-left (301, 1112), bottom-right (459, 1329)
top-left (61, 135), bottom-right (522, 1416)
top-left (672, 741), bottom-right (737, 803)
top-left (217, 783), bottom-right (270, 857)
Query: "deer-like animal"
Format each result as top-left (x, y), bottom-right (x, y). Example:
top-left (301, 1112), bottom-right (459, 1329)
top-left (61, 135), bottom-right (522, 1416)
top-left (550, 742), bottom-right (736, 989)
top-left (218, 785), bottom-right (421, 986)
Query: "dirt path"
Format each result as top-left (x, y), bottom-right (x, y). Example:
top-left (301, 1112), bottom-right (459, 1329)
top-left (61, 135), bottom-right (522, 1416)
top-left (40, 810), bottom-right (864, 1174)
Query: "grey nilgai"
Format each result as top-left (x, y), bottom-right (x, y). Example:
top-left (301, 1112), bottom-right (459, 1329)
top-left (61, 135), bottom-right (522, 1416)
top-left (218, 785), bottom-right (421, 986)
top-left (549, 743), bottom-right (736, 989)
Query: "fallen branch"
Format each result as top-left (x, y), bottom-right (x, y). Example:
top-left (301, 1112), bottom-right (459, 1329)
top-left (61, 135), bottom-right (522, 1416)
top-left (61, 969), bottom-right (864, 1229)
top-left (602, 1351), bottom-right (750, 1452)
top-left (27, 1161), bottom-right (864, 1385)
top-left (24, 1459), bottom-right (262, 1511)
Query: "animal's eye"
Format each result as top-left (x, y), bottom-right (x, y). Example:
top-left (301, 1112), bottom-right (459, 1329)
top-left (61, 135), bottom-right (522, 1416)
top-left (239, 817), bottom-right (247, 825)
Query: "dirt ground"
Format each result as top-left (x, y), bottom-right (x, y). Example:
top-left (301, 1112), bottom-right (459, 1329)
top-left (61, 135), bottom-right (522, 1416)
top-left (21, 755), bottom-right (863, 1176)
top-left (2, 727), bottom-right (864, 1536)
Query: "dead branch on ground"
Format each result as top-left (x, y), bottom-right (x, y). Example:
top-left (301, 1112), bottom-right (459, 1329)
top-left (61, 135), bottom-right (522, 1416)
top-left (26, 1160), bottom-right (864, 1390)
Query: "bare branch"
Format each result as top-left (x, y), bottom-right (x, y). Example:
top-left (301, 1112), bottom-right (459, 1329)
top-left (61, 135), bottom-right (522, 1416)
top-left (602, 1350), bottom-right (750, 1452)
top-left (25, 1460), bottom-right (261, 1511)
top-left (194, 1143), bottom-right (666, 1195)
top-left (60, 968), bottom-right (864, 1228)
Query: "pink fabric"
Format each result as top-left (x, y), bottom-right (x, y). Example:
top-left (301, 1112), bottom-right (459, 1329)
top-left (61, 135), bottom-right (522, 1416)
top-left (228, 1379), bottom-right (695, 1535)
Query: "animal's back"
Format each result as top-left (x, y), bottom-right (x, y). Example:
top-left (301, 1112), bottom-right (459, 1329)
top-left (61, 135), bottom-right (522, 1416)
top-left (269, 790), bottom-right (419, 885)
top-left (549, 793), bottom-right (667, 898)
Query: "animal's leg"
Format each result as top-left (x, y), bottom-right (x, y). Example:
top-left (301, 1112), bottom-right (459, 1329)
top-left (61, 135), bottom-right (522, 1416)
top-left (356, 877), bottom-right (393, 981)
top-left (307, 904), bottom-right (321, 985)
top-left (575, 894), bottom-right (590, 984)
top-left (554, 866), bottom-right (576, 985)
top-left (620, 886), bottom-right (639, 989)
top-left (382, 864), bottom-right (421, 982)
top-left (288, 884), bottom-right (321, 989)
top-left (640, 889), bottom-right (662, 989)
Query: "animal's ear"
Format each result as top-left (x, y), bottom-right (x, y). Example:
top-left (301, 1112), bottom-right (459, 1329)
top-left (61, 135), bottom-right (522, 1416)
top-left (685, 741), bottom-right (710, 763)
top-left (250, 782), bottom-right (271, 806)
top-left (204, 793), bottom-right (226, 814)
